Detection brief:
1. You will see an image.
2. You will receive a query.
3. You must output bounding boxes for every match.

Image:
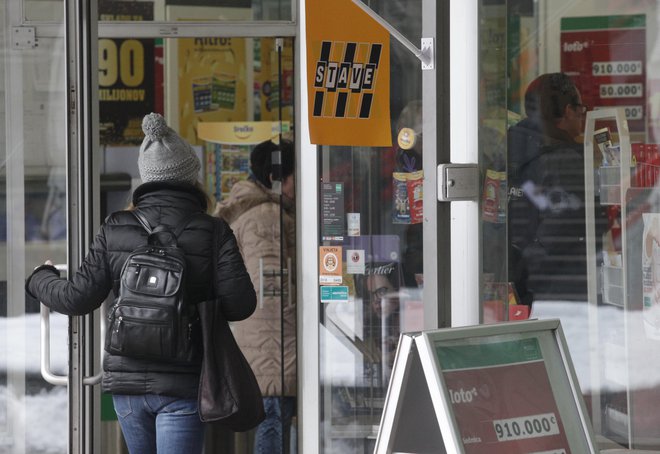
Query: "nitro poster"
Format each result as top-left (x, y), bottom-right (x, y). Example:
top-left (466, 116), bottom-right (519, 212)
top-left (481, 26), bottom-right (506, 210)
top-left (177, 38), bottom-right (248, 144)
top-left (98, 1), bottom-right (157, 145)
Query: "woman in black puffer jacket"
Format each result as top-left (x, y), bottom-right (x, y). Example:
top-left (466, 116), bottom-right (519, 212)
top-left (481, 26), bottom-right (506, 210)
top-left (25, 113), bottom-right (256, 454)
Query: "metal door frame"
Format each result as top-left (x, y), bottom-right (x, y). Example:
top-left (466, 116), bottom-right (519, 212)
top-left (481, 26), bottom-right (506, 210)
top-left (95, 9), bottom-right (299, 454)
top-left (448, 0), bottom-right (481, 327)
top-left (296, 0), bottom-right (454, 451)
top-left (14, 1), bottom-right (299, 453)
top-left (2, 1), bottom-right (96, 453)
top-left (63, 1), bottom-right (99, 453)
top-left (4, 1), bottom-right (29, 449)
top-left (7, 0), bottom-right (479, 452)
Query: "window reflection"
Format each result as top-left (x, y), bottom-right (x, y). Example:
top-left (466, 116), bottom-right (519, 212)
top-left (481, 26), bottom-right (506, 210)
top-left (317, 1), bottom-right (423, 450)
top-left (0, 31), bottom-right (69, 453)
top-left (490, 0), bottom-right (660, 450)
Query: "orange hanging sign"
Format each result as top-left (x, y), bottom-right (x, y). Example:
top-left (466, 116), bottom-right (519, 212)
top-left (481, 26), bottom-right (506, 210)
top-left (306, 0), bottom-right (391, 146)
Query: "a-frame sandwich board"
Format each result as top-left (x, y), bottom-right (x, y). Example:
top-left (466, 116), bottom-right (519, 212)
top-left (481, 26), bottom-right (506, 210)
top-left (374, 319), bottom-right (598, 454)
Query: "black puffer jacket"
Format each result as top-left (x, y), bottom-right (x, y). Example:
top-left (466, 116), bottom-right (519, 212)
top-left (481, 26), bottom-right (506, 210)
top-left (26, 182), bottom-right (256, 398)
top-left (508, 118), bottom-right (590, 301)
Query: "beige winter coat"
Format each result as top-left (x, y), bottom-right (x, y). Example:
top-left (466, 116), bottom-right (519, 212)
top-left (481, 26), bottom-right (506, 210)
top-left (213, 179), bottom-right (296, 397)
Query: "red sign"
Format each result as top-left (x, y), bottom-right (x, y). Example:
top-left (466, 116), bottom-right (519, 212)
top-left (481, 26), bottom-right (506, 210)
top-left (561, 15), bottom-right (646, 133)
top-left (437, 339), bottom-right (572, 453)
top-left (509, 304), bottom-right (530, 320)
top-left (445, 361), bottom-right (571, 453)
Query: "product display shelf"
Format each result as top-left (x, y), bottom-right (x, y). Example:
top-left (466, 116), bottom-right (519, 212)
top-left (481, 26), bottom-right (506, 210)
top-left (584, 107), bottom-right (632, 446)
top-left (584, 108), bottom-right (631, 308)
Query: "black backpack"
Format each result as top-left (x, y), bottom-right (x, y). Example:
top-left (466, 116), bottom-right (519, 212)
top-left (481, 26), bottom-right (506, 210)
top-left (105, 211), bottom-right (201, 363)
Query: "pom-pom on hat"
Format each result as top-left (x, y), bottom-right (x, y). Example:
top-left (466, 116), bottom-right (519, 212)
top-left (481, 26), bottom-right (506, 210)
top-left (138, 113), bottom-right (201, 184)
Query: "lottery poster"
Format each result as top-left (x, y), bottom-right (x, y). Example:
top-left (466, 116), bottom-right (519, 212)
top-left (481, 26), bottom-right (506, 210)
top-left (98, 1), bottom-right (157, 145)
top-left (177, 38), bottom-right (248, 144)
top-left (436, 338), bottom-right (572, 453)
top-left (561, 15), bottom-right (646, 133)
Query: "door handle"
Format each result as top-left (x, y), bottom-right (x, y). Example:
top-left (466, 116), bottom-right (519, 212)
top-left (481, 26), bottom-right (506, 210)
top-left (258, 258), bottom-right (292, 309)
top-left (40, 303), bottom-right (107, 386)
top-left (39, 263), bottom-right (106, 386)
top-left (40, 303), bottom-right (68, 386)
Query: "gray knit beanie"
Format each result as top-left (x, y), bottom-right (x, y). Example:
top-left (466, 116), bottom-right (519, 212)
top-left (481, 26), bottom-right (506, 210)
top-left (138, 113), bottom-right (201, 184)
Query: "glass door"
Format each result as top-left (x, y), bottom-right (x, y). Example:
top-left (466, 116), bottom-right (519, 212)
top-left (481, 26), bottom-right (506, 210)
top-left (96, 32), bottom-right (295, 451)
top-left (311, 0), bottom-right (442, 451)
top-left (3, 1), bottom-right (297, 453)
top-left (0, 1), bottom-right (74, 453)
top-left (96, 4), bottom-right (296, 452)
top-left (472, 0), bottom-right (660, 451)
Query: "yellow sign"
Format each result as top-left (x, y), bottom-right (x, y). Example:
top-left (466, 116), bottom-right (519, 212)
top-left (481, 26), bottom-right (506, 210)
top-left (397, 127), bottom-right (416, 150)
top-left (306, 0), bottom-right (391, 146)
top-left (198, 121), bottom-right (290, 145)
top-left (178, 38), bottom-right (247, 144)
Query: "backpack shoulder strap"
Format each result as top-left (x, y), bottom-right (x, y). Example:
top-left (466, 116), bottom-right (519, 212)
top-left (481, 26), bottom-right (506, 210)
top-left (132, 210), bottom-right (153, 234)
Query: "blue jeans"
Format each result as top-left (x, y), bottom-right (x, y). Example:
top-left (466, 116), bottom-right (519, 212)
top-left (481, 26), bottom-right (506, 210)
top-left (112, 394), bottom-right (205, 454)
top-left (254, 397), bottom-right (295, 454)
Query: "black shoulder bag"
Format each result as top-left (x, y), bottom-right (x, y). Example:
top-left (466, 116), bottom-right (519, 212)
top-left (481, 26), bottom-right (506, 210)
top-left (197, 217), bottom-right (265, 431)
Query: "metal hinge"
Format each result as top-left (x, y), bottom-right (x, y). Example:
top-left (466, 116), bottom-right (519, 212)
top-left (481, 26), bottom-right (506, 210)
top-left (12, 27), bottom-right (37, 49)
top-left (420, 38), bottom-right (434, 70)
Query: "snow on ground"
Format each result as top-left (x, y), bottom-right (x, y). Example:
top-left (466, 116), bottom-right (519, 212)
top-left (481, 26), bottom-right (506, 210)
top-left (532, 300), bottom-right (660, 393)
top-left (0, 313), bottom-right (69, 453)
top-left (0, 386), bottom-right (67, 454)
top-left (0, 301), bottom-right (658, 452)
top-left (0, 312), bottom-right (68, 375)
top-left (323, 297), bottom-right (660, 395)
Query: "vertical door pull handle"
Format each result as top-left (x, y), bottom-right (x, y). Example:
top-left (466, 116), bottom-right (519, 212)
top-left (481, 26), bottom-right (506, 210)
top-left (39, 263), bottom-right (105, 386)
top-left (40, 303), bottom-right (68, 386)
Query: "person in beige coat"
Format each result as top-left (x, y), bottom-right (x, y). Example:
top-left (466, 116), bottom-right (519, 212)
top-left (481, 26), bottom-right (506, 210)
top-left (214, 139), bottom-right (296, 454)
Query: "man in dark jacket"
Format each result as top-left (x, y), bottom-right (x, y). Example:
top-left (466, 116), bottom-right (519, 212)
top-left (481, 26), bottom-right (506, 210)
top-left (508, 73), bottom-right (592, 302)
top-left (26, 113), bottom-right (257, 454)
